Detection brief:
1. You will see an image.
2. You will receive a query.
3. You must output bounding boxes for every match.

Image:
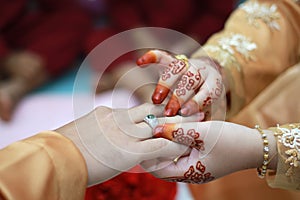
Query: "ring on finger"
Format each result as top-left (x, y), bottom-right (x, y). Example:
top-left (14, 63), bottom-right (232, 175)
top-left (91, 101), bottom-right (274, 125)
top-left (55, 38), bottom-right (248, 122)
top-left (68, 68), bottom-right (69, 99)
top-left (143, 114), bottom-right (159, 129)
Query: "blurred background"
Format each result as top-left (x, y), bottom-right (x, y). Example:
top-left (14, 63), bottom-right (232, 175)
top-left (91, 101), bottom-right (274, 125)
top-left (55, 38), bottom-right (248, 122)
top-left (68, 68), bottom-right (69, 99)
top-left (1, 0), bottom-right (300, 199)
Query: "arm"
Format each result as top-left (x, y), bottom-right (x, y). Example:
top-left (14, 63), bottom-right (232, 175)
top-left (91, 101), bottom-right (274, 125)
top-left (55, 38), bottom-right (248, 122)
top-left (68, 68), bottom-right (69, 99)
top-left (0, 131), bottom-right (87, 200)
top-left (137, 0), bottom-right (300, 119)
top-left (143, 121), bottom-right (300, 190)
top-left (142, 121), bottom-right (278, 183)
top-left (192, 0), bottom-right (300, 117)
top-left (0, 103), bottom-right (198, 199)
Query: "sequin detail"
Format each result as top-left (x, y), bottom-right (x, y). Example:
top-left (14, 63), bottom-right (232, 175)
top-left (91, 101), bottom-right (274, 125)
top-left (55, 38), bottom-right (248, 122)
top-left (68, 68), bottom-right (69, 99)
top-left (275, 124), bottom-right (300, 176)
top-left (239, 1), bottom-right (280, 30)
top-left (204, 33), bottom-right (257, 71)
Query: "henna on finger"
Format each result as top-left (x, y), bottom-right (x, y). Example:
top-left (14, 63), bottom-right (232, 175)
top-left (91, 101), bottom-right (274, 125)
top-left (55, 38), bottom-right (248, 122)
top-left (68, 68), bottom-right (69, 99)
top-left (152, 84), bottom-right (170, 104)
top-left (154, 124), bottom-right (204, 151)
top-left (163, 161), bottom-right (214, 184)
top-left (166, 67), bottom-right (203, 116)
top-left (180, 77), bottom-right (224, 116)
top-left (137, 50), bottom-right (189, 105)
top-left (164, 95), bottom-right (181, 116)
top-left (136, 51), bottom-right (157, 66)
top-left (136, 50), bottom-right (174, 66)
top-left (151, 56), bottom-right (188, 104)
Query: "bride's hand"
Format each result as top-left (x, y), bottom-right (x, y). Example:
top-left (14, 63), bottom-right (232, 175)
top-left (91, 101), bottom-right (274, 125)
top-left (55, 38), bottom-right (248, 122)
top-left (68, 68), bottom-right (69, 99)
top-left (137, 50), bottom-right (225, 117)
top-left (141, 121), bottom-right (277, 183)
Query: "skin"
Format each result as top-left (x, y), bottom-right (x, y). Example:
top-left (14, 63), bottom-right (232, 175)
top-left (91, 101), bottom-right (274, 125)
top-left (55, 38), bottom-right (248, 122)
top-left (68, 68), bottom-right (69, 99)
top-left (0, 51), bottom-right (48, 121)
top-left (137, 50), bottom-right (225, 117)
top-left (141, 121), bottom-right (278, 184)
top-left (55, 103), bottom-right (203, 186)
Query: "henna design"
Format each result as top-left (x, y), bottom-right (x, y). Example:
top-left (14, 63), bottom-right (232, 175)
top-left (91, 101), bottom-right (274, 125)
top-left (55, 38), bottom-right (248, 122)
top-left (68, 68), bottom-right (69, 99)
top-left (202, 96), bottom-right (212, 107)
top-left (202, 79), bottom-right (223, 108)
top-left (175, 69), bottom-right (202, 97)
top-left (171, 59), bottom-right (186, 74)
top-left (161, 59), bottom-right (186, 81)
top-left (214, 78), bottom-right (223, 97)
top-left (164, 161), bottom-right (215, 184)
top-left (172, 128), bottom-right (204, 151)
top-left (176, 75), bottom-right (187, 96)
top-left (162, 65), bottom-right (171, 81)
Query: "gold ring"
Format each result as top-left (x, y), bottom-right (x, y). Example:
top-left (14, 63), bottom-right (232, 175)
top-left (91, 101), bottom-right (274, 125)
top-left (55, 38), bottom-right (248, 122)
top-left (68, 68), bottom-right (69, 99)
top-left (175, 54), bottom-right (189, 67)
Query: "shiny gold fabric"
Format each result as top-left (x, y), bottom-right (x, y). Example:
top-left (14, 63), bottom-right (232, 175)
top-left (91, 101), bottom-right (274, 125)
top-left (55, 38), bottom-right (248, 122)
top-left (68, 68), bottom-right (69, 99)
top-left (189, 0), bottom-right (300, 198)
top-left (189, 63), bottom-right (300, 199)
top-left (0, 131), bottom-right (87, 200)
top-left (192, 0), bottom-right (300, 118)
top-left (268, 124), bottom-right (300, 190)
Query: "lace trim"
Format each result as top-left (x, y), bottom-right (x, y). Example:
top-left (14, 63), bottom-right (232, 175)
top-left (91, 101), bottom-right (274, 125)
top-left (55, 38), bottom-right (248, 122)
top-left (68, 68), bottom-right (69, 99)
top-left (274, 124), bottom-right (300, 177)
top-left (203, 33), bottom-right (257, 70)
top-left (239, 1), bottom-right (281, 30)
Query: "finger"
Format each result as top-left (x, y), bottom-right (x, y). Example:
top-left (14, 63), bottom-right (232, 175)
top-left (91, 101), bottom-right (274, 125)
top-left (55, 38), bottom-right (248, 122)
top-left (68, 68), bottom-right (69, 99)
top-left (141, 149), bottom-right (203, 180)
top-left (164, 64), bottom-right (204, 116)
top-left (121, 104), bottom-right (202, 140)
top-left (153, 123), bottom-right (206, 151)
top-left (152, 56), bottom-right (189, 105)
top-left (157, 112), bottom-right (204, 124)
top-left (136, 113), bottom-right (204, 137)
top-left (136, 50), bottom-right (175, 67)
top-left (138, 138), bottom-right (190, 161)
top-left (137, 50), bottom-right (190, 105)
top-left (140, 152), bottom-right (190, 173)
top-left (127, 103), bottom-right (165, 123)
top-left (180, 77), bottom-right (224, 116)
top-left (109, 103), bottom-right (165, 139)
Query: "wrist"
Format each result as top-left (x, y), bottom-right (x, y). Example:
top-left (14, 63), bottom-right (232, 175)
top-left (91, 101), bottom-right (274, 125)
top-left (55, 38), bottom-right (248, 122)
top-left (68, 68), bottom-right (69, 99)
top-left (251, 128), bottom-right (278, 171)
top-left (55, 119), bottom-right (119, 186)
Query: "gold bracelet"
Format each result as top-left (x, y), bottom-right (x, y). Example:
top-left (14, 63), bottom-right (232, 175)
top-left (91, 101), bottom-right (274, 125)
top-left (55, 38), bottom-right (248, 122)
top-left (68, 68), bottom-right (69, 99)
top-left (255, 125), bottom-right (270, 178)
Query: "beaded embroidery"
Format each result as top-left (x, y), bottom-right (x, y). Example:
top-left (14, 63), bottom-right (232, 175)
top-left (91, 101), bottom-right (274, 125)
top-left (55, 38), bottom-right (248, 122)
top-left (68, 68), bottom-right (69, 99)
top-left (275, 124), bottom-right (300, 176)
top-left (239, 1), bottom-right (280, 30)
top-left (204, 33), bottom-right (257, 71)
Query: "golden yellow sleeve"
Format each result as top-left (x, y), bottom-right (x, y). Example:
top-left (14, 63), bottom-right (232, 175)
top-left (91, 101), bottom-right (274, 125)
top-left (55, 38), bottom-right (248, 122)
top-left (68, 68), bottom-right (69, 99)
top-left (267, 123), bottom-right (300, 190)
top-left (192, 0), bottom-right (300, 117)
top-left (0, 131), bottom-right (88, 200)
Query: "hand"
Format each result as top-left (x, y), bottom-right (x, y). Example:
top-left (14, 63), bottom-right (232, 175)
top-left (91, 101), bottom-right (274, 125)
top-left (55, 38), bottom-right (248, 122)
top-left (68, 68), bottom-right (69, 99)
top-left (3, 51), bottom-right (45, 80)
top-left (141, 121), bottom-right (278, 183)
top-left (56, 103), bottom-right (204, 185)
top-left (136, 50), bottom-right (225, 117)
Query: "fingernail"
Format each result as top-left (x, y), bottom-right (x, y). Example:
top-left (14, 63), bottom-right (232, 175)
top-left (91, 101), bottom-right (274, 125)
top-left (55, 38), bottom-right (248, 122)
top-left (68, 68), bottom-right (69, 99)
top-left (152, 93), bottom-right (162, 104)
top-left (136, 52), bottom-right (156, 66)
top-left (152, 85), bottom-right (169, 104)
top-left (136, 57), bottom-right (145, 66)
top-left (179, 107), bottom-right (189, 116)
top-left (164, 108), bottom-right (176, 116)
top-left (153, 125), bottom-right (164, 137)
top-left (164, 95), bottom-right (181, 116)
top-left (195, 112), bottom-right (205, 121)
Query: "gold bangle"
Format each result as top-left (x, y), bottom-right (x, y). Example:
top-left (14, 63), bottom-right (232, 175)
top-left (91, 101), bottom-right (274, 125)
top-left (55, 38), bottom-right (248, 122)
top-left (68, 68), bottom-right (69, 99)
top-left (255, 125), bottom-right (270, 178)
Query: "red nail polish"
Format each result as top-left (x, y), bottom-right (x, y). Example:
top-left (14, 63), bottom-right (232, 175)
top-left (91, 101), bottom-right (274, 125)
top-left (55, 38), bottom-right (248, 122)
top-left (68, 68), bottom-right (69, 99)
top-left (164, 108), bottom-right (175, 116)
top-left (165, 95), bottom-right (181, 116)
top-left (152, 85), bottom-right (169, 104)
top-left (136, 52), bottom-right (157, 66)
top-left (152, 93), bottom-right (162, 104)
